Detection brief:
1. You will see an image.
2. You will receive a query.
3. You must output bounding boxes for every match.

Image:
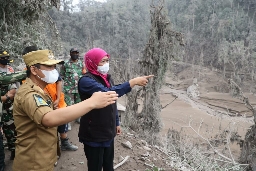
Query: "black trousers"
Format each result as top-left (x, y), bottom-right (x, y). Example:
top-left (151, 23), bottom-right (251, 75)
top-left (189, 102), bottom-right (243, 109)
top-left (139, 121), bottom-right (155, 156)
top-left (84, 141), bottom-right (114, 171)
top-left (57, 123), bottom-right (67, 134)
top-left (0, 131), bottom-right (5, 171)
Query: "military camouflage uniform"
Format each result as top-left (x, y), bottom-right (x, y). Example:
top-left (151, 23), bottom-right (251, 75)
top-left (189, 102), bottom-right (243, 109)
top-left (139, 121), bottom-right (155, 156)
top-left (60, 59), bottom-right (83, 106)
top-left (0, 85), bottom-right (16, 152)
top-left (0, 67), bottom-right (23, 152)
top-left (0, 130), bottom-right (4, 170)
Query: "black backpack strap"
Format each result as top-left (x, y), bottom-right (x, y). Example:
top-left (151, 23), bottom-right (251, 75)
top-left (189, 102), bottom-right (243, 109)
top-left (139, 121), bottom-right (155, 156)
top-left (84, 72), bottom-right (101, 83)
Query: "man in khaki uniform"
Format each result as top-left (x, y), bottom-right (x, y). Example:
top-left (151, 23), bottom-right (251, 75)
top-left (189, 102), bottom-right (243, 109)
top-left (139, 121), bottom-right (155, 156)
top-left (13, 49), bottom-right (118, 171)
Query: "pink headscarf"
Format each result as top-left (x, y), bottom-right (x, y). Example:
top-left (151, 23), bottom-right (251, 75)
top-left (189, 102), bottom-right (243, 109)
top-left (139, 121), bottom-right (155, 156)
top-left (84, 48), bottom-right (110, 87)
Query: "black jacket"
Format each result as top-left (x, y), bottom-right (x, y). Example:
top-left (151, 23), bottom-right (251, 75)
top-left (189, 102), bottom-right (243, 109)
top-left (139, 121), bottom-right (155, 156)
top-left (78, 72), bottom-right (117, 142)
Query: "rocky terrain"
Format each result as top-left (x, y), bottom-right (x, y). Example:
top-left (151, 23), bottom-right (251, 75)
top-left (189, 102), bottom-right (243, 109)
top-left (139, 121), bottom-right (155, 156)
top-left (4, 62), bottom-right (255, 170)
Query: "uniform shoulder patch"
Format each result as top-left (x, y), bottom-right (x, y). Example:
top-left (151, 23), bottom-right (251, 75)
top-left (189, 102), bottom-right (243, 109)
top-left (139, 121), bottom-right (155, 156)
top-left (33, 94), bottom-right (49, 107)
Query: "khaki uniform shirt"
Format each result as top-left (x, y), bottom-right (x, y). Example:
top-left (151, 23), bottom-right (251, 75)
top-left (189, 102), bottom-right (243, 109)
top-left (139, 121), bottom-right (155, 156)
top-left (13, 78), bottom-right (57, 171)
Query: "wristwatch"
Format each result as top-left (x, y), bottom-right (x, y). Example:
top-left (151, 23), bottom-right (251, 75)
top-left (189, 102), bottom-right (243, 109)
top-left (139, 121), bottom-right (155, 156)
top-left (5, 94), bottom-right (10, 101)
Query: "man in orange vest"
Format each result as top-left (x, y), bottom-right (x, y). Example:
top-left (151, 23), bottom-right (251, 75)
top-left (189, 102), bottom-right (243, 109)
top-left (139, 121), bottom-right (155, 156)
top-left (45, 76), bottom-right (78, 151)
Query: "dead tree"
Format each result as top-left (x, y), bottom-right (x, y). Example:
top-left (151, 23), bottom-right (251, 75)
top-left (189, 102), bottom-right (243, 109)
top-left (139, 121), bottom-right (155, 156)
top-left (123, 0), bottom-right (183, 143)
top-left (228, 79), bottom-right (256, 170)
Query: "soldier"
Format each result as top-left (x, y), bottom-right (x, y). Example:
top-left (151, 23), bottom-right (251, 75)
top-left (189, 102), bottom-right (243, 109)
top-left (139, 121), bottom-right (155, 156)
top-left (12, 49), bottom-right (118, 171)
top-left (60, 48), bottom-right (86, 129)
top-left (0, 84), bottom-right (16, 171)
top-left (0, 129), bottom-right (4, 171)
top-left (0, 50), bottom-right (18, 161)
top-left (45, 76), bottom-right (79, 152)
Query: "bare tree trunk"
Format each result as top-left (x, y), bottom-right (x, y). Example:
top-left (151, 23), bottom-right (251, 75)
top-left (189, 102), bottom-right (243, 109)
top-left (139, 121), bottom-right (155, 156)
top-left (123, 0), bottom-right (183, 143)
top-left (228, 79), bottom-right (256, 170)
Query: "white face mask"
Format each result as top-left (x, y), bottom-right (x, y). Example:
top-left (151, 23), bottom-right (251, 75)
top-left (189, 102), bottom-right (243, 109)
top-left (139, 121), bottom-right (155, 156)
top-left (97, 63), bottom-right (109, 75)
top-left (38, 69), bottom-right (59, 84)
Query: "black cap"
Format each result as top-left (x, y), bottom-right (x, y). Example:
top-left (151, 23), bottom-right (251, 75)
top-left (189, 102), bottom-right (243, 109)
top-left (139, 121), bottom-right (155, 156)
top-left (22, 46), bottom-right (38, 55)
top-left (70, 48), bottom-right (79, 53)
top-left (0, 50), bottom-right (10, 58)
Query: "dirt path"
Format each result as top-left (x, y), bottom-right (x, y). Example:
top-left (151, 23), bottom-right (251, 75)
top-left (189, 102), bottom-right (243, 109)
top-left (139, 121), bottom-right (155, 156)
top-left (4, 120), bottom-right (172, 171)
top-left (3, 121), bottom-right (86, 171)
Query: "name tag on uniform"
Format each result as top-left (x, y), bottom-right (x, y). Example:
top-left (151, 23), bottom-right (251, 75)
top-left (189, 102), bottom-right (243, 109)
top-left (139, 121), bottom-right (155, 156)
top-left (33, 94), bottom-right (49, 107)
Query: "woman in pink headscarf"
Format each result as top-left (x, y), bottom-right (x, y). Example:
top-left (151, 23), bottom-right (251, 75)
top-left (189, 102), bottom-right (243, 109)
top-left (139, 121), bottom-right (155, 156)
top-left (78, 48), bottom-right (153, 171)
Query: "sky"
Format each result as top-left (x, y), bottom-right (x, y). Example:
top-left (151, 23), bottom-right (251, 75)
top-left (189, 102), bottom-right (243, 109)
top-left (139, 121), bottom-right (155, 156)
top-left (72, 0), bottom-right (107, 5)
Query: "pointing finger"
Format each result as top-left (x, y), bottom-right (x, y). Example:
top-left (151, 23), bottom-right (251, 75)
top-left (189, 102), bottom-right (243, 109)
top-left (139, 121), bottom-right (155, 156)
top-left (144, 75), bottom-right (154, 79)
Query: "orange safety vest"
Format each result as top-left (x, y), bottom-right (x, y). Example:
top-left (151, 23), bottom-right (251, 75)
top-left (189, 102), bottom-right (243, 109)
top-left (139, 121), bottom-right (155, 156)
top-left (22, 67), bottom-right (27, 84)
top-left (82, 63), bottom-right (87, 75)
top-left (22, 79), bottom-right (66, 108)
top-left (45, 83), bottom-right (66, 108)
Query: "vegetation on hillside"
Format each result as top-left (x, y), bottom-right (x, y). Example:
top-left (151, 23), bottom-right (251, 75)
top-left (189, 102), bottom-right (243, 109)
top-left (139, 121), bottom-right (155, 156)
top-left (1, 0), bottom-right (256, 170)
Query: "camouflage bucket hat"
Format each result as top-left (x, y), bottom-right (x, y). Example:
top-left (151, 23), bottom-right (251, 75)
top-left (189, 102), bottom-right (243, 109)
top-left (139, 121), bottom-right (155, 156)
top-left (23, 49), bottom-right (63, 66)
